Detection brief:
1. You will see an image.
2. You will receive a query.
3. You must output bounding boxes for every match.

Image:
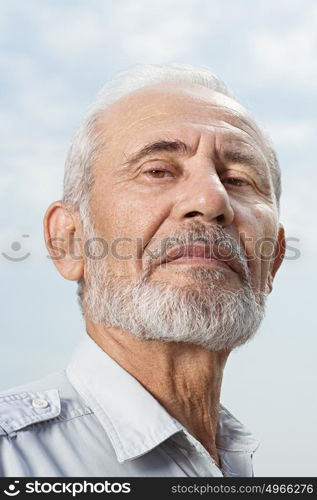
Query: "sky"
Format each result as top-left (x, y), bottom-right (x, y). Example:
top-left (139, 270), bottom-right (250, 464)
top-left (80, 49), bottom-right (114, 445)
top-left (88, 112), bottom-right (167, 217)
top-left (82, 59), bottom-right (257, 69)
top-left (0, 0), bottom-right (316, 476)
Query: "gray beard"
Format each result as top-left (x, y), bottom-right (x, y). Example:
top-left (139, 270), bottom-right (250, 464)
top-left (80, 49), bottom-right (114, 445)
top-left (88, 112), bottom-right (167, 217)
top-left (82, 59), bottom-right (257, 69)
top-left (79, 260), bottom-right (266, 352)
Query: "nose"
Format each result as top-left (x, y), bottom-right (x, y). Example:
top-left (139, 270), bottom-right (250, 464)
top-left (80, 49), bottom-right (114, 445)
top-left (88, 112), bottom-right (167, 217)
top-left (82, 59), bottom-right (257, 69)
top-left (171, 169), bottom-right (234, 226)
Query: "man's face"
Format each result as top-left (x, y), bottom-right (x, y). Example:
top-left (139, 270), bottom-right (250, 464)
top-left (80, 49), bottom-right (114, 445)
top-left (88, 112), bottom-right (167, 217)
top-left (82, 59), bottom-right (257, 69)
top-left (77, 83), bottom-right (283, 351)
top-left (87, 83), bottom-right (279, 295)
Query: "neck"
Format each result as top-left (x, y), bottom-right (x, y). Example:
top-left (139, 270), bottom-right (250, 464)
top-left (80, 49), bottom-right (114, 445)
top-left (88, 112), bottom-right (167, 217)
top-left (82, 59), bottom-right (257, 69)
top-left (86, 318), bottom-right (230, 465)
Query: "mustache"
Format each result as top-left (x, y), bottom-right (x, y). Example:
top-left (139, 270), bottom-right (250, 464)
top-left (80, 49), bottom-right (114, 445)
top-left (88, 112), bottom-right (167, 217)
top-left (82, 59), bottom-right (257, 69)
top-left (142, 222), bottom-right (250, 283)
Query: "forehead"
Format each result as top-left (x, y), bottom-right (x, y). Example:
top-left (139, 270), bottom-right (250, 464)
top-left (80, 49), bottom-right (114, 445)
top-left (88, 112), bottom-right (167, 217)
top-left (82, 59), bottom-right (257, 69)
top-left (95, 83), bottom-right (268, 160)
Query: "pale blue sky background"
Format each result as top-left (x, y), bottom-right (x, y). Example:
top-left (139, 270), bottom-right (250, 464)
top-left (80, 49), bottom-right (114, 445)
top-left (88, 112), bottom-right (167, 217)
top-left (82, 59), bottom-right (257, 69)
top-left (0, 0), bottom-right (316, 476)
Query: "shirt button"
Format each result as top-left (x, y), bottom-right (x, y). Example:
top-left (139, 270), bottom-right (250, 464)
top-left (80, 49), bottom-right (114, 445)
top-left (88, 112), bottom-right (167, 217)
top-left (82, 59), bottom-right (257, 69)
top-left (32, 398), bottom-right (49, 409)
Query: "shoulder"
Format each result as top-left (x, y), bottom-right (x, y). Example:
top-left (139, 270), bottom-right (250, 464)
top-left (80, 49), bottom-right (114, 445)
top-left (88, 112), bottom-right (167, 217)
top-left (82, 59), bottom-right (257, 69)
top-left (0, 370), bottom-right (93, 437)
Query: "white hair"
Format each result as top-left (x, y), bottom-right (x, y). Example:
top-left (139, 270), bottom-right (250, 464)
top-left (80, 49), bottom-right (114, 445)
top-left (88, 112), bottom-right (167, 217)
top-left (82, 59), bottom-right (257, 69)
top-left (62, 63), bottom-right (281, 229)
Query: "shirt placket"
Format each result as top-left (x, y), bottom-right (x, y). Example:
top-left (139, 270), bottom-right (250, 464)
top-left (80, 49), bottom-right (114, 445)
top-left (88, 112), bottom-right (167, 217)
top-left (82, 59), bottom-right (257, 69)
top-left (184, 432), bottom-right (224, 477)
top-left (171, 430), bottom-right (224, 477)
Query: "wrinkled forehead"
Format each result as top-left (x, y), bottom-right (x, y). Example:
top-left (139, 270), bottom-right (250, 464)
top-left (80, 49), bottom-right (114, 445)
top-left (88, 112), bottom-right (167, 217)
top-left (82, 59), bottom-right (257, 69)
top-left (95, 83), bottom-right (267, 152)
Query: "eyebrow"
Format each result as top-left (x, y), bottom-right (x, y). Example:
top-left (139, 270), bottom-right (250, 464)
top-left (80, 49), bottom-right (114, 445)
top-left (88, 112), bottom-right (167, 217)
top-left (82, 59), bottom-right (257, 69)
top-left (221, 150), bottom-right (261, 167)
top-left (121, 140), bottom-right (191, 168)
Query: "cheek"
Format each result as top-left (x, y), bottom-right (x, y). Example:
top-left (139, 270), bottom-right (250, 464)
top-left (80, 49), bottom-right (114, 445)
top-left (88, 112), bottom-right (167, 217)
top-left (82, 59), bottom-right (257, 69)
top-left (90, 183), bottom-right (173, 266)
top-left (233, 202), bottom-right (279, 288)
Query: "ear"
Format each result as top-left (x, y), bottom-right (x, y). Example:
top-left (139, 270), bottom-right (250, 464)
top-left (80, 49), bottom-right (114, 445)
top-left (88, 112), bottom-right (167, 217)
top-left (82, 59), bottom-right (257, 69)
top-left (44, 201), bottom-right (84, 281)
top-left (267, 224), bottom-right (285, 293)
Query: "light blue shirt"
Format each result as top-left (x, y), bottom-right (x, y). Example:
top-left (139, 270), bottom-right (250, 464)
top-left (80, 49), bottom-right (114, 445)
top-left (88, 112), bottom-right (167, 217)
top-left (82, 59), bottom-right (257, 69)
top-left (0, 334), bottom-right (259, 477)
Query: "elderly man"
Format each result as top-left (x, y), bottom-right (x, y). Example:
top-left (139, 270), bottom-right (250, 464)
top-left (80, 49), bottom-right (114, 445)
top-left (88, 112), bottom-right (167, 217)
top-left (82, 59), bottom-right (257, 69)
top-left (0, 64), bottom-right (284, 477)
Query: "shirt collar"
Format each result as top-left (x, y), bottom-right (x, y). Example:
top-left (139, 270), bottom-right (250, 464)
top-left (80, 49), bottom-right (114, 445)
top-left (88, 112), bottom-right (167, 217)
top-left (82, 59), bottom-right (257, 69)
top-left (66, 334), bottom-right (259, 463)
top-left (66, 334), bottom-right (182, 463)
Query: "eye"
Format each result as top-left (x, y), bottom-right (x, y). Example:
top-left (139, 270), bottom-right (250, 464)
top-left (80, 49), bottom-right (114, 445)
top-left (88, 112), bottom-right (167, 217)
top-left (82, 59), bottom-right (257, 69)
top-left (144, 169), bottom-right (174, 179)
top-left (222, 177), bottom-right (251, 187)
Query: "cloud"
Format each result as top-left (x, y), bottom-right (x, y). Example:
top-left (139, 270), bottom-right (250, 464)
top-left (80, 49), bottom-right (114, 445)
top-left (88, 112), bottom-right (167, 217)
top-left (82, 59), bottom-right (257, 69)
top-left (249, 3), bottom-right (317, 89)
top-left (267, 120), bottom-right (317, 149)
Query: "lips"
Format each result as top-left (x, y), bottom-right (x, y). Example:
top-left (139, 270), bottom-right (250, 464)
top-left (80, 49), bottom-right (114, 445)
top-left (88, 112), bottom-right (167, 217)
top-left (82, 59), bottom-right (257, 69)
top-left (161, 243), bottom-right (242, 275)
